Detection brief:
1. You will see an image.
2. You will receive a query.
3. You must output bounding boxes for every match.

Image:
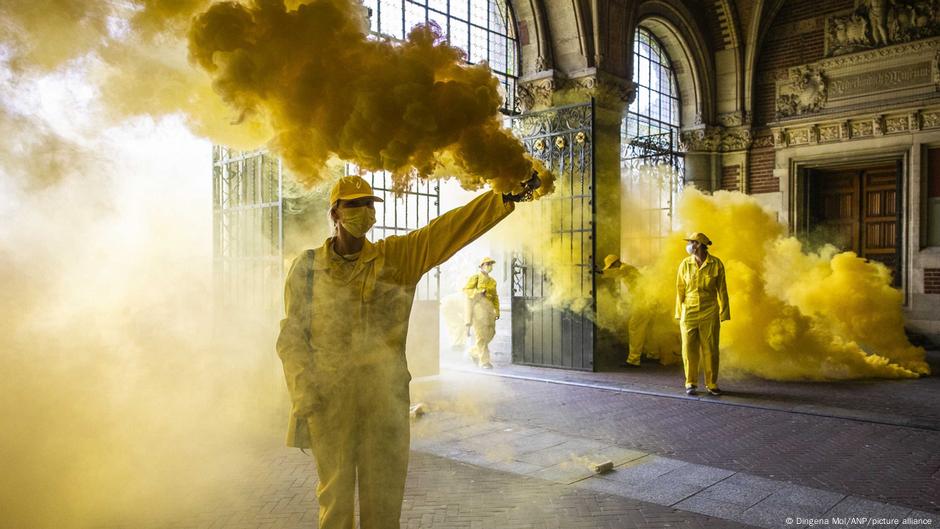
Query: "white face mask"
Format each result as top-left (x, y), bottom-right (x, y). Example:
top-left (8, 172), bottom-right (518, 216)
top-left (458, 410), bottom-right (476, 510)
top-left (337, 206), bottom-right (376, 238)
top-left (686, 242), bottom-right (695, 255)
top-left (481, 264), bottom-right (493, 275)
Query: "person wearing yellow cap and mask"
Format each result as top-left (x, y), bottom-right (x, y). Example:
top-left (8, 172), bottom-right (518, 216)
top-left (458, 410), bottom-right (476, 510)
top-left (675, 232), bottom-right (730, 396)
top-left (464, 257), bottom-right (499, 369)
top-left (600, 255), bottom-right (649, 368)
top-left (276, 174), bottom-right (540, 529)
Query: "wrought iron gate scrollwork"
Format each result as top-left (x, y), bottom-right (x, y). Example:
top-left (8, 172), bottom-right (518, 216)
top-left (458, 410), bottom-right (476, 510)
top-left (509, 102), bottom-right (595, 371)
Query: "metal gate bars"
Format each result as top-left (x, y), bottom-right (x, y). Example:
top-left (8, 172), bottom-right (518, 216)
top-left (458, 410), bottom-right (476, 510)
top-left (509, 101), bottom-right (596, 371)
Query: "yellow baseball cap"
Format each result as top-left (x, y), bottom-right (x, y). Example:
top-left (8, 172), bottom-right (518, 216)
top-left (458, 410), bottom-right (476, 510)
top-left (602, 254), bottom-right (621, 271)
top-left (684, 232), bottom-right (712, 246)
top-left (480, 257), bottom-right (496, 266)
top-left (329, 176), bottom-right (385, 206)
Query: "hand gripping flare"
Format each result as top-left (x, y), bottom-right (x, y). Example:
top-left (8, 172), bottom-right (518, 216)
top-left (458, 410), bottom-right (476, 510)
top-left (503, 171), bottom-right (542, 203)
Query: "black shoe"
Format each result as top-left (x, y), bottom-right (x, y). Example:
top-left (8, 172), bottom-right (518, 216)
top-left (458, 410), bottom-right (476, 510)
top-left (707, 387), bottom-right (722, 396)
top-left (685, 387), bottom-right (698, 396)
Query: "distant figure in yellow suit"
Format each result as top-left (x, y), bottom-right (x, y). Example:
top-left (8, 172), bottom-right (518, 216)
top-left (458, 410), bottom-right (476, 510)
top-left (276, 175), bottom-right (540, 529)
top-left (464, 257), bottom-right (499, 369)
top-left (600, 254), bottom-right (647, 367)
top-left (675, 232), bottom-right (730, 396)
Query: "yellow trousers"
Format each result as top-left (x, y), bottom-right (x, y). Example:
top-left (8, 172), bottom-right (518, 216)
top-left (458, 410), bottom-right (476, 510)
top-left (679, 316), bottom-right (720, 390)
top-left (306, 371), bottom-right (410, 529)
top-left (627, 311), bottom-right (651, 365)
top-left (470, 301), bottom-right (496, 366)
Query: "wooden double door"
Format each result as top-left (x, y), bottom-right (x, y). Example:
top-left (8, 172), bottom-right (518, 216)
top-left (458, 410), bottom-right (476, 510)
top-left (808, 162), bottom-right (902, 286)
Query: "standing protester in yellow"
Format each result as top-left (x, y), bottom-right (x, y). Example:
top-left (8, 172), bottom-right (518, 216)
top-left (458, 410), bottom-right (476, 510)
top-left (675, 232), bottom-right (730, 396)
top-left (464, 257), bottom-right (499, 369)
top-left (600, 255), bottom-right (645, 367)
top-left (276, 175), bottom-right (540, 529)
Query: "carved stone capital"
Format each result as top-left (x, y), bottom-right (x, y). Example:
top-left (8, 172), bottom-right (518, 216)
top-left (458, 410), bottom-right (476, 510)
top-left (516, 76), bottom-right (556, 112)
top-left (719, 127), bottom-right (753, 152)
top-left (679, 126), bottom-right (721, 152)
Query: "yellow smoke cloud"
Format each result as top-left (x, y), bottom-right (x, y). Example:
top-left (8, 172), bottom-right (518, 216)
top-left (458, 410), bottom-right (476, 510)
top-left (187, 0), bottom-right (553, 195)
top-left (624, 188), bottom-right (929, 380)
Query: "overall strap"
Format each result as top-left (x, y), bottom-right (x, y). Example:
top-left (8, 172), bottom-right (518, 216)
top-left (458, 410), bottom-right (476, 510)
top-left (302, 248), bottom-right (316, 345)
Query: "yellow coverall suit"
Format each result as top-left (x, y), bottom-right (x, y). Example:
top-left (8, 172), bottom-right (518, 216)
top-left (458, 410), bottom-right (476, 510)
top-left (675, 254), bottom-right (730, 390)
top-left (605, 263), bottom-right (646, 365)
top-left (464, 272), bottom-right (499, 366)
top-left (276, 192), bottom-right (514, 529)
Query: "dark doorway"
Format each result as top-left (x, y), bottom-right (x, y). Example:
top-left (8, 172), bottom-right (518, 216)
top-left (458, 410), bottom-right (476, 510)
top-left (808, 162), bottom-right (902, 286)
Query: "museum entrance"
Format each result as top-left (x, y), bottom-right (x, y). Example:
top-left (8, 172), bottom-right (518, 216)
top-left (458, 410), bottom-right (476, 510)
top-left (807, 161), bottom-right (902, 286)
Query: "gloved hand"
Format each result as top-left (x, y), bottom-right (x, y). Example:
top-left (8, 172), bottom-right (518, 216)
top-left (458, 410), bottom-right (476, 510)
top-left (503, 172), bottom-right (542, 203)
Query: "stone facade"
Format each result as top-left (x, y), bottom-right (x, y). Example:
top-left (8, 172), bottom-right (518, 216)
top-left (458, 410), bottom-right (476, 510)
top-left (505, 0), bottom-right (940, 338)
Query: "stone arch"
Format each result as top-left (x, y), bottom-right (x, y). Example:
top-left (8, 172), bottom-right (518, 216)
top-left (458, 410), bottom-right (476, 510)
top-left (743, 0), bottom-right (786, 122)
top-left (634, 1), bottom-right (716, 129)
top-left (507, 0), bottom-right (553, 75)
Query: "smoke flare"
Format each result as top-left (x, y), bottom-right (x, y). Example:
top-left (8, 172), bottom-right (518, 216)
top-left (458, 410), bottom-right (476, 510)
top-left (187, 0), bottom-right (552, 195)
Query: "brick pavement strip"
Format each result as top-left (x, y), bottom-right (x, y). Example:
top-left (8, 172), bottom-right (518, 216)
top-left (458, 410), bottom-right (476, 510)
top-left (407, 407), bottom-right (938, 529)
top-left (413, 370), bottom-right (940, 515)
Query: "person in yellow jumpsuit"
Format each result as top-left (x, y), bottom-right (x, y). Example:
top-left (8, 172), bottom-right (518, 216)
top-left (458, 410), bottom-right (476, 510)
top-left (276, 175), bottom-right (539, 529)
top-left (464, 257), bottom-right (499, 369)
top-left (600, 254), bottom-right (646, 367)
top-left (675, 232), bottom-right (730, 396)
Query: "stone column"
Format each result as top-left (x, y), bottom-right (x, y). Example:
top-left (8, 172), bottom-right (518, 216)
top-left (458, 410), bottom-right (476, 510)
top-left (554, 70), bottom-right (634, 369)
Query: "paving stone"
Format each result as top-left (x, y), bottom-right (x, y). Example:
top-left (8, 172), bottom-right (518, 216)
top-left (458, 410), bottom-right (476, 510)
top-left (658, 463), bottom-right (736, 488)
top-left (515, 438), bottom-right (609, 467)
top-left (821, 495), bottom-right (912, 528)
top-left (674, 495), bottom-right (751, 520)
top-left (757, 485), bottom-right (846, 514)
top-left (694, 476), bottom-right (775, 508)
top-left (602, 455), bottom-right (690, 484)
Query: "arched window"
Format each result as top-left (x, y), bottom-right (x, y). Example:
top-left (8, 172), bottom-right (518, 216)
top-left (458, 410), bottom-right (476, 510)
top-left (621, 26), bottom-right (684, 262)
top-left (363, 0), bottom-right (518, 111)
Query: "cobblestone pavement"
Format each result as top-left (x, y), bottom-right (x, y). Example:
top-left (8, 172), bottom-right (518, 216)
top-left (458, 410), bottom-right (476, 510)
top-left (419, 362), bottom-right (940, 517)
top-left (115, 355), bottom-right (939, 529)
top-left (128, 448), bottom-right (757, 529)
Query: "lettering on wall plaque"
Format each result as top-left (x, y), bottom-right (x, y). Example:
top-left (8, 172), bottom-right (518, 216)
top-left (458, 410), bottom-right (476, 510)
top-left (828, 62), bottom-right (933, 100)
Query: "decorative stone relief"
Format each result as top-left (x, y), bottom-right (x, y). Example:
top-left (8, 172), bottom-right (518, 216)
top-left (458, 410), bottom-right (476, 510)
top-left (752, 135), bottom-right (775, 149)
top-left (818, 123), bottom-right (842, 142)
top-left (516, 77), bottom-right (555, 112)
top-left (826, 1), bottom-right (940, 57)
top-left (776, 66), bottom-right (829, 119)
top-left (874, 114), bottom-right (887, 135)
top-left (679, 127), bottom-right (721, 152)
top-left (851, 120), bottom-right (874, 137)
top-left (923, 111), bottom-right (940, 127)
top-left (886, 115), bottom-right (911, 133)
top-left (788, 128), bottom-right (811, 145)
top-left (719, 127), bottom-right (753, 152)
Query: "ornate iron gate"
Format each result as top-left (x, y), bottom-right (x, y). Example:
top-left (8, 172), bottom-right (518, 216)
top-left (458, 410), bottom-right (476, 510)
top-left (621, 131), bottom-right (684, 261)
top-left (509, 101), bottom-right (595, 371)
top-left (212, 146), bottom-right (284, 313)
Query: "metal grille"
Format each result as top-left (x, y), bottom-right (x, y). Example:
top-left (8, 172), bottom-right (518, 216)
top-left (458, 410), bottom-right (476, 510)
top-left (364, 0), bottom-right (518, 112)
top-left (509, 101), bottom-right (595, 371)
top-left (347, 167), bottom-right (441, 300)
top-left (622, 27), bottom-right (684, 262)
top-left (212, 146), bottom-right (284, 312)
